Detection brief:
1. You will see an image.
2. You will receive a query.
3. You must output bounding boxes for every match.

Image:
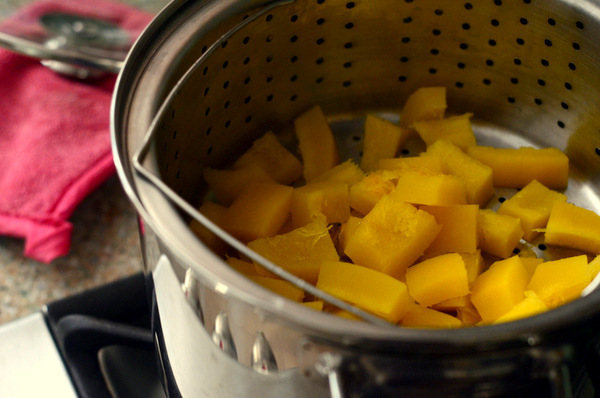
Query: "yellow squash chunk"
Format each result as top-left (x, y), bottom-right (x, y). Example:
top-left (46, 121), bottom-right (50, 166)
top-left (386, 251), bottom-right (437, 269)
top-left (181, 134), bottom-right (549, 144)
top-left (461, 250), bottom-right (485, 286)
top-left (338, 216), bottom-right (362, 253)
top-left (421, 204), bottom-right (479, 255)
top-left (401, 304), bottom-right (462, 328)
top-left (348, 171), bottom-right (396, 215)
top-left (233, 131), bottom-right (303, 185)
top-left (291, 180), bottom-right (350, 228)
top-left (467, 146), bottom-right (569, 189)
top-left (456, 304), bottom-right (482, 326)
top-left (413, 113), bottom-right (477, 150)
top-left (519, 256), bottom-right (544, 278)
top-left (294, 105), bottom-right (340, 181)
top-left (248, 217), bottom-right (339, 284)
top-left (189, 201), bottom-right (228, 256)
top-left (360, 114), bottom-right (411, 171)
top-left (589, 255), bottom-right (600, 280)
top-left (423, 140), bottom-right (494, 206)
top-left (220, 182), bottom-right (293, 242)
top-left (400, 86), bottom-right (447, 127)
top-left (478, 209), bottom-right (524, 259)
top-left (432, 295), bottom-right (471, 312)
top-left (544, 201), bottom-right (600, 254)
top-left (493, 290), bottom-right (548, 324)
top-left (470, 256), bottom-right (530, 323)
top-left (405, 253), bottom-right (470, 307)
top-left (302, 301), bottom-right (324, 311)
top-left (498, 180), bottom-right (567, 242)
top-left (311, 159), bottom-right (364, 186)
top-left (526, 255), bottom-right (590, 308)
top-left (344, 195), bottom-right (441, 279)
top-left (393, 169), bottom-right (467, 206)
top-left (316, 261), bottom-right (411, 323)
top-left (226, 256), bottom-right (259, 276)
top-left (203, 165), bottom-right (275, 206)
top-left (247, 275), bottom-right (305, 302)
top-left (378, 155), bottom-right (443, 174)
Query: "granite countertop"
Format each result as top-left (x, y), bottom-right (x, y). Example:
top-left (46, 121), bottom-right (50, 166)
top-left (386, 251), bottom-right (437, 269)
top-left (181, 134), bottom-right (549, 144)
top-left (0, 175), bottom-right (143, 325)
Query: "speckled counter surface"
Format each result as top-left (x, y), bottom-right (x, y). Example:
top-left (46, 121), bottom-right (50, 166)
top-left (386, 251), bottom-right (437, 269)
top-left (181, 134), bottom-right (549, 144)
top-left (0, 175), bottom-right (143, 325)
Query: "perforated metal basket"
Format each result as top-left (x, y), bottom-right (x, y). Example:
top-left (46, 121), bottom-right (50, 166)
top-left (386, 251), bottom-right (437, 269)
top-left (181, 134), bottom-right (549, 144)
top-left (112, 1), bottom-right (600, 397)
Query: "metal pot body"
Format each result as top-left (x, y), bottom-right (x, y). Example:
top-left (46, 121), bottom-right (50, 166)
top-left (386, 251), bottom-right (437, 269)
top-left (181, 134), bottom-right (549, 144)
top-left (111, 0), bottom-right (600, 396)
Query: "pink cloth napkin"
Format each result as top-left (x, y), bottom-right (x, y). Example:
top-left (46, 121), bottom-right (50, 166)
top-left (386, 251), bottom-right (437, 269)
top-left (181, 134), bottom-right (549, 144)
top-left (0, 0), bottom-right (153, 263)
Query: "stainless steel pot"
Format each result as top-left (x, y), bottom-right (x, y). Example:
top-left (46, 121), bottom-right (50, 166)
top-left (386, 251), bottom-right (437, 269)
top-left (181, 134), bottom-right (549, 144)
top-left (111, 0), bottom-right (600, 396)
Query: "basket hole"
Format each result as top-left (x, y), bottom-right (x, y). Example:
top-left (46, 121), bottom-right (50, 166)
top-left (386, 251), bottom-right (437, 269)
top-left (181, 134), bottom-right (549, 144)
top-left (573, 42), bottom-right (581, 50)
top-left (491, 19), bottom-right (499, 26)
top-left (511, 77), bottom-right (518, 84)
top-left (576, 21), bottom-right (584, 29)
top-left (561, 102), bottom-right (569, 110)
top-left (455, 81), bottom-right (464, 88)
top-left (557, 121), bottom-right (565, 128)
top-left (595, 147), bottom-right (600, 156)
top-left (507, 96), bottom-right (515, 103)
top-left (498, 196), bottom-right (506, 203)
top-left (398, 75), bottom-right (407, 82)
top-left (569, 62), bottom-right (577, 70)
top-left (520, 18), bottom-right (528, 25)
top-left (565, 82), bottom-right (573, 90)
top-left (432, 29), bottom-right (441, 36)
top-left (538, 79), bottom-right (546, 86)
top-left (431, 48), bottom-right (439, 55)
top-left (316, 18), bottom-right (325, 25)
top-left (434, 9), bottom-right (443, 15)
top-left (344, 42), bottom-right (353, 49)
top-left (464, 3), bottom-right (473, 10)
top-left (346, 2), bottom-right (355, 9)
top-left (516, 38), bottom-right (525, 45)
top-left (541, 59), bottom-right (549, 67)
top-left (534, 98), bottom-right (542, 105)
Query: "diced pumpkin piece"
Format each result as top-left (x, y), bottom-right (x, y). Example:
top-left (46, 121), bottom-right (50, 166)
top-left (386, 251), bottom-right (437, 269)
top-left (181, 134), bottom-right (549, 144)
top-left (413, 113), bottom-right (477, 150)
top-left (498, 180), bottom-right (567, 242)
top-left (233, 131), bottom-right (303, 185)
top-left (291, 180), bottom-right (350, 228)
top-left (519, 256), bottom-right (544, 278)
top-left (348, 171), bottom-right (396, 215)
top-left (423, 140), bottom-right (494, 206)
top-left (203, 166), bottom-right (275, 206)
top-left (432, 295), bottom-right (471, 312)
top-left (317, 261), bottom-right (411, 323)
top-left (493, 290), bottom-right (548, 324)
top-left (360, 114), bottom-right (410, 171)
top-left (470, 256), bottom-right (530, 323)
top-left (330, 309), bottom-right (362, 321)
top-left (248, 217), bottom-right (339, 284)
top-left (456, 303), bottom-right (482, 326)
top-left (405, 253), bottom-right (470, 307)
top-left (189, 201), bottom-right (228, 256)
top-left (226, 256), bottom-right (260, 276)
top-left (526, 255), bottom-right (590, 308)
top-left (478, 209), bottom-right (524, 259)
top-left (421, 204), bottom-right (479, 255)
top-left (392, 169), bottom-right (467, 206)
top-left (247, 275), bottom-right (305, 302)
top-left (302, 300), bottom-right (324, 311)
top-left (589, 255), bottom-right (600, 280)
top-left (311, 159), bottom-right (364, 186)
top-left (294, 105), bottom-right (340, 181)
top-left (220, 182), bottom-right (293, 242)
top-left (378, 155), bottom-right (443, 174)
top-left (466, 146), bottom-right (569, 189)
top-left (339, 216), bottom-right (362, 253)
top-left (400, 86), bottom-right (447, 127)
top-left (544, 201), bottom-right (600, 254)
top-left (344, 195), bottom-right (441, 279)
top-left (461, 250), bottom-right (485, 286)
top-left (401, 304), bottom-right (462, 328)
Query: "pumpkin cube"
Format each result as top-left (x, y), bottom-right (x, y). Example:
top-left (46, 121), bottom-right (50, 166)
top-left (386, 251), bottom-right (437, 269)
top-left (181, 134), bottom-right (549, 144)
top-left (378, 155), bottom-right (443, 174)
top-left (432, 295), bottom-right (471, 312)
top-left (519, 256), bottom-right (544, 278)
top-left (461, 250), bottom-right (485, 286)
top-left (311, 159), bottom-right (364, 186)
top-left (291, 180), bottom-right (350, 228)
top-left (233, 131), bottom-right (303, 185)
top-left (423, 140), bottom-right (494, 206)
top-left (498, 179), bottom-right (567, 242)
top-left (544, 201), bottom-right (600, 254)
top-left (348, 171), bottom-right (396, 215)
top-left (360, 114), bottom-right (410, 171)
top-left (413, 113), bottom-right (477, 150)
top-left (478, 209), bottom-right (524, 259)
top-left (338, 216), bottom-right (362, 253)
top-left (401, 304), bottom-right (462, 328)
top-left (302, 301), bottom-right (324, 311)
top-left (421, 204), bottom-right (479, 255)
top-left (405, 253), bottom-right (470, 307)
top-left (247, 275), bottom-right (305, 302)
top-left (470, 256), bottom-right (530, 323)
top-left (189, 201), bottom-right (228, 256)
top-left (493, 290), bottom-right (548, 324)
top-left (294, 105), bottom-right (340, 181)
top-left (247, 217), bottom-right (339, 284)
top-left (589, 255), bottom-right (600, 280)
top-left (526, 255), bottom-right (591, 308)
top-left (466, 146), bottom-right (569, 189)
top-left (344, 195), bottom-right (441, 279)
top-left (400, 86), bottom-right (447, 127)
top-left (316, 261), bottom-right (412, 323)
top-left (203, 165), bottom-right (275, 206)
top-left (220, 182), bottom-right (293, 242)
top-left (226, 256), bottom-right (259, 276)
top-left (456, 304), bottom-right (483, 326)
top-left (392, 169), bottom-right (467, 206)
